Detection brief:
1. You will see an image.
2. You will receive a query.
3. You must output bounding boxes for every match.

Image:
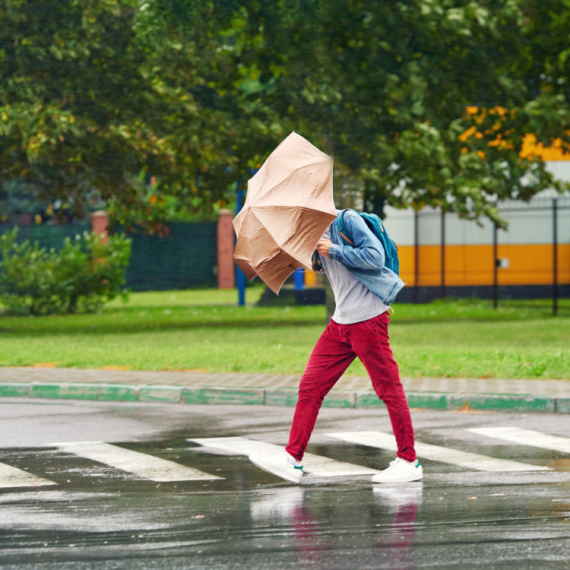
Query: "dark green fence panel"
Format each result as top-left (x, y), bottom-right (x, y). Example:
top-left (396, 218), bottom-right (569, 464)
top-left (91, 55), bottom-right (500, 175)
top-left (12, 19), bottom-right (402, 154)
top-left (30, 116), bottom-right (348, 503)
top-left (0, 223), bottom-right (90, 251)
top-left (0, 221), bottom-right (218, 292)
top-left (124, 222), bottom-right (217, 291)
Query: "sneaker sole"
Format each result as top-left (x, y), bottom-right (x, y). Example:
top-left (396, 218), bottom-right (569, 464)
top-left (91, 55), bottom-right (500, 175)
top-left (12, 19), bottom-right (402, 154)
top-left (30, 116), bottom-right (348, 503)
top-left (249, 455), bottom-right (302, 484)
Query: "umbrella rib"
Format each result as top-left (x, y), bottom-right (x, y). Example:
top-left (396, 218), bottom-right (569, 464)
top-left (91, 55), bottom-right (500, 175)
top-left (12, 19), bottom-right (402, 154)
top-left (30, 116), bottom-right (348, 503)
top-left (241, 209), bottom-right (282, 267)
top-left (250, 205), bottom-right (336, 246)
top-left (251, 204), bottom-right (336, 215)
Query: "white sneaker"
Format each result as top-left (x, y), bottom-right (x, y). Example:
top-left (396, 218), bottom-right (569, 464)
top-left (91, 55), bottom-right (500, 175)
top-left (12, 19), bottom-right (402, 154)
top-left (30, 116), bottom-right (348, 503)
top-left (249, 451), bottom-right (304, 484)
top-left (372, 457), bottom-right (423, 483)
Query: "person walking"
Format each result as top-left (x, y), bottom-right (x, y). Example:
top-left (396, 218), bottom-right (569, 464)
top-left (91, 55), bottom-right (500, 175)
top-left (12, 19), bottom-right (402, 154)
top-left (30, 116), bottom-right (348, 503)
top-left (249, 209), bottom-right (422, 484)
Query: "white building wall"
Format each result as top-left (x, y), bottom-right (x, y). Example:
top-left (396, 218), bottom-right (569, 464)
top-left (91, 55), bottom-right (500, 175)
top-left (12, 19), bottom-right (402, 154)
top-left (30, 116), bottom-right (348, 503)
top-left (382, 160), bottom-right (570, 246)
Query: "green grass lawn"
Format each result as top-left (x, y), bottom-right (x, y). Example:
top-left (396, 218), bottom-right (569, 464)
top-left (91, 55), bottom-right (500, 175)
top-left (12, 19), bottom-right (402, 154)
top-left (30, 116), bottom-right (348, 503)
top-left (0, 288), bottom-right (569, 379)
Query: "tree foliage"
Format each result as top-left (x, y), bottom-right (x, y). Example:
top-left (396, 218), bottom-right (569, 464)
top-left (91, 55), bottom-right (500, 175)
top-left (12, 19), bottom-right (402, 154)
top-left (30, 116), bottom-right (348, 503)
top-left (213, 0), bottom-right (570, 223)
top-left (1, 0), bottom-right (570, 226)
top-left (0, 0), bottom-right (238, 223)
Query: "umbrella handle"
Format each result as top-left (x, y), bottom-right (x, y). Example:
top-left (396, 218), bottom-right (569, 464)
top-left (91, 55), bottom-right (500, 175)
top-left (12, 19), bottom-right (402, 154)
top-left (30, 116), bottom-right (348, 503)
top-left (311, 251), bottom-right (324, 273)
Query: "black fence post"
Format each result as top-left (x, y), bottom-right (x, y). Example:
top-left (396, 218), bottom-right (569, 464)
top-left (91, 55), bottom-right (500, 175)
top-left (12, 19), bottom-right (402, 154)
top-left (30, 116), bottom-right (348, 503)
top-left (553, 198), bottom-right (558, 316)
top-left (414, 210), bottom-right (419, 303)
top-left (441, 210), bottom-right (446, 300)
top-left (493, 220), bottom-right (498, 309)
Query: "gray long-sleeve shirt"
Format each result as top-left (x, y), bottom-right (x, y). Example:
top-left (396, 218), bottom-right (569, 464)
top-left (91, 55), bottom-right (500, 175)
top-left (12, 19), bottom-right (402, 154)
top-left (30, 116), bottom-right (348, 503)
top-left (321, 227), bottom-right (389, 324)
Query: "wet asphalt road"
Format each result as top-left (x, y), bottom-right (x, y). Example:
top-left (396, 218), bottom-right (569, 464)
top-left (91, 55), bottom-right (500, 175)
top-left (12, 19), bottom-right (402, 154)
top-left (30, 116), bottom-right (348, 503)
top-left (0, 399), bottom-right (569, 569)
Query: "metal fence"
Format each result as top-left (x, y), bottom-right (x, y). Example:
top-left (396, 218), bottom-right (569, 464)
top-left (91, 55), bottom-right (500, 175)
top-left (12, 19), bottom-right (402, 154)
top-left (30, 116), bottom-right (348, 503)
top-left (124, 222), bottom-right (217, 291)
top-left (1, 222), bottom-right (91, 250)
top-left (388, 196), bottom-right (570, 313)
top-left (0, 221), bottom-right (218, 292)
top-left (2, 198), bottom-right (568, 307)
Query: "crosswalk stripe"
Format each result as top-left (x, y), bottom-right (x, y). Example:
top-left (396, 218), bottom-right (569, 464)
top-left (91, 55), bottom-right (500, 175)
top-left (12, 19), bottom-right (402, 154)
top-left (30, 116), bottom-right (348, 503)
top-left (52, 441), bottom-right (223, 482)
top-left (467, 427), bottom-right (570, 455)
top-left (189, 437), bottom-right (378, 477)
top-left (0, 462), bottom-right (57, 488)
top-left (327, 431), bottom-right (550, 472)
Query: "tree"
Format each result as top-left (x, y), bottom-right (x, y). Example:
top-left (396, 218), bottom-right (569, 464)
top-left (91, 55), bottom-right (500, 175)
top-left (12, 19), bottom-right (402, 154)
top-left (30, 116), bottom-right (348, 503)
top-left (227, 0), bottom-right (570, 224)
top-left (2, 0), bottom-right (569, 228)
top-left (0, 0), bottom-right (245, 225)
top-left (136, 0), bottom-right (291, 204)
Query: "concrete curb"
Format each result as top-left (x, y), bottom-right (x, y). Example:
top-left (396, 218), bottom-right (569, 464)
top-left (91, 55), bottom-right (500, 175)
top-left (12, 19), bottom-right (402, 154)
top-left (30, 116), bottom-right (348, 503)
top-left (0, 382), bottom-right (567, 413)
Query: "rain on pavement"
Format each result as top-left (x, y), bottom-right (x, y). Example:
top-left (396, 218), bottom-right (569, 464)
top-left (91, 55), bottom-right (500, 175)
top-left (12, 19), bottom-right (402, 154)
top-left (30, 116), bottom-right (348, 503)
top-left (0, 399), bottom-right (569, 569)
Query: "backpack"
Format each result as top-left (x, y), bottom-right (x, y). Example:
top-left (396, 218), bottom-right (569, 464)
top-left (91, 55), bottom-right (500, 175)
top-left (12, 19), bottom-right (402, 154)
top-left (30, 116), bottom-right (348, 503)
top-left (337, 210), bottom-right (400, 276)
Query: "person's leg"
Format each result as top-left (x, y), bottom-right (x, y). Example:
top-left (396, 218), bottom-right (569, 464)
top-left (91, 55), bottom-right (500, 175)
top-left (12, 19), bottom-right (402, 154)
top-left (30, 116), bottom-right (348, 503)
top-left (285, 321), bottom-right (356, 461)
top-left (352, 312), bottom-right (416, 462)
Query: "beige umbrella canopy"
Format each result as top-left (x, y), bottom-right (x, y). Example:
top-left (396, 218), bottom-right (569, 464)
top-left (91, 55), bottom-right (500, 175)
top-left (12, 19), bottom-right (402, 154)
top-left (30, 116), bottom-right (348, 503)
top-left (233, 132), bottom-right (337, 294)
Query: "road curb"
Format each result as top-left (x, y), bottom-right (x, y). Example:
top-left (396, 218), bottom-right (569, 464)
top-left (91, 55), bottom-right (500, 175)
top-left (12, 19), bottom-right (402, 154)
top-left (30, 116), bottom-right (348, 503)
top-left (449, 394), bottom-right (557, 413)
top-left (139, 385), bottom-right (182, 403)
top-left (0, 382), bottom-right (567, 413)
top-left (183, 387), bottom-right (265, 406)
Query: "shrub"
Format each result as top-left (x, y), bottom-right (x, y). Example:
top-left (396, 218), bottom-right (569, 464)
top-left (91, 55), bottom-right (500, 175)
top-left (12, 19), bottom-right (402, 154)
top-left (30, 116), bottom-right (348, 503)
top-left (0, 228), bottom-right (131, 315)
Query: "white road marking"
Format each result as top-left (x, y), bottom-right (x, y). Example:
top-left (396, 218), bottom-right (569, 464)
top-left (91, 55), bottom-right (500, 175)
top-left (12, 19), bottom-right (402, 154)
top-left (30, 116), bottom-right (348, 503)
top-left (467, 427), bottom-right (570, 455)
top-left (190, 437), bottom-right (378, 477)
top-left (327, 431), bottom-right (550, 472)
top-left (52, 441), bottom-right (222, 482)
top-left (0, 462), bottom-right (57, 488)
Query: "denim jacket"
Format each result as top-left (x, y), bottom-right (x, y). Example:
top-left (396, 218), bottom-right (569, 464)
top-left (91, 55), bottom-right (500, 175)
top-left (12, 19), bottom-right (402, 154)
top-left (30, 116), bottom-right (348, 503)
top-left (327, 209), bottom-right (405, 305)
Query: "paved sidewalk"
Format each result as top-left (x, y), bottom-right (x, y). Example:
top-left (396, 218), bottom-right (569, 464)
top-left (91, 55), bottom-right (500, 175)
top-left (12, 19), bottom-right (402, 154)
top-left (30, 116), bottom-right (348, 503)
top-left (1, 367), bottom-right (569, 413)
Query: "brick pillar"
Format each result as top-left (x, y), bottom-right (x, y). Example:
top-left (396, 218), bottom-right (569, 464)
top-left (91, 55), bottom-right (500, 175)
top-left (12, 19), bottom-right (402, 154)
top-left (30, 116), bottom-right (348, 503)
top-left (217, 209), bottom-right (235, 289)
top-left (92, 211), bottom-right (109, 244)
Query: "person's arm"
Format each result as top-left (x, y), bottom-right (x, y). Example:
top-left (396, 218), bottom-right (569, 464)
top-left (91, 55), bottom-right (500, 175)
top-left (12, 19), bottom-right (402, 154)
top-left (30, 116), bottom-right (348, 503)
top-left (328, 212), bottom-right (385, 270)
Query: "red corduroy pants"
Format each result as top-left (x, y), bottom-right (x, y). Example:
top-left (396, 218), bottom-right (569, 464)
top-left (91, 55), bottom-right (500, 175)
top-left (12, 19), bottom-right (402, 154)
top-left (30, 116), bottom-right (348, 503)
top-left (285, 311), bottom-right (416, 463)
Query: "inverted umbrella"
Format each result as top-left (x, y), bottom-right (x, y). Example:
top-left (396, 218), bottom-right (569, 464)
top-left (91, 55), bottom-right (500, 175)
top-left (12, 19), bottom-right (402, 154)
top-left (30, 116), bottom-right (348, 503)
top-left (233, 132), bottom-right (337, 294)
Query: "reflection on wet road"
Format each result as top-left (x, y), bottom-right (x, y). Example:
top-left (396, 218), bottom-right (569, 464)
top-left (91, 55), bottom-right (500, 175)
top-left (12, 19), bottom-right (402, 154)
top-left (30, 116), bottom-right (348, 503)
top-left (0, 401), bottom-right (569, 568)
top-left (1, 479), bottom-right (570, 569)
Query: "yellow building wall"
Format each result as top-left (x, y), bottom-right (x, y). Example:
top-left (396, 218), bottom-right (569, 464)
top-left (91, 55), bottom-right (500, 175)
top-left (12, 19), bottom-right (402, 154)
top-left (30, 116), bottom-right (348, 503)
top-left (399, 244), bottom-right (570, 287)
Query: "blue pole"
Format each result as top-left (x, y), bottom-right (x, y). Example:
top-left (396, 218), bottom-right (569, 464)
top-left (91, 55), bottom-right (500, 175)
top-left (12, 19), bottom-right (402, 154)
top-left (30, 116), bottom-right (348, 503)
top-left (293, 268), bottom-right (304, 291)
top-left (236, 184), bottom-right (246, 306)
